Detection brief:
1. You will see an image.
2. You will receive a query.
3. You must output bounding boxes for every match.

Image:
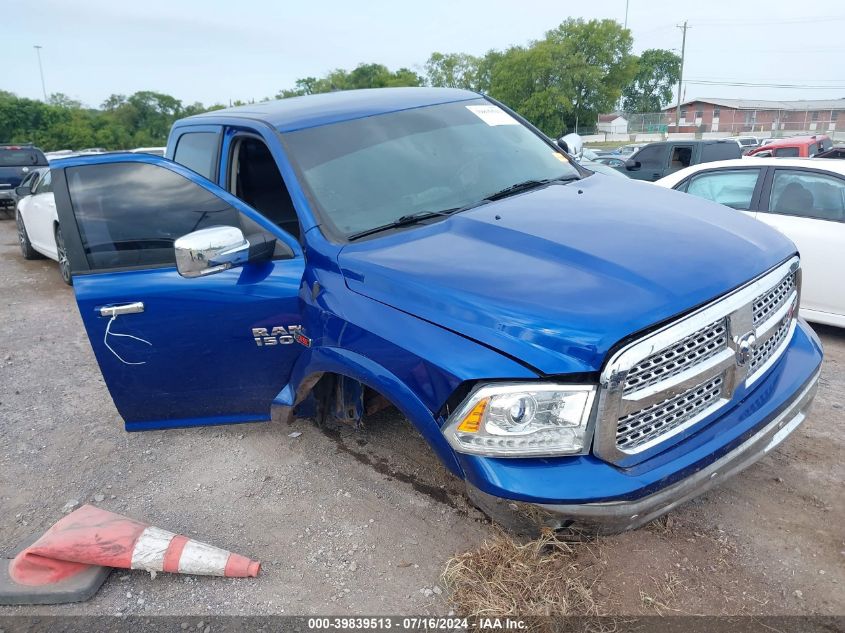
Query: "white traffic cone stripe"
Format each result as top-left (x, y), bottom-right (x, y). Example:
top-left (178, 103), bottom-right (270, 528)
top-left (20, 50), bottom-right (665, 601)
top-left (177, 540), bottom-right (230, 576)
top-left (130, 526), bottom-right (178, 572)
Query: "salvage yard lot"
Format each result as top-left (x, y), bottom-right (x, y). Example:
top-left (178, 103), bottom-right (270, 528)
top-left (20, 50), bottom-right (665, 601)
top-left (0, 217), bottom-right (842, 617)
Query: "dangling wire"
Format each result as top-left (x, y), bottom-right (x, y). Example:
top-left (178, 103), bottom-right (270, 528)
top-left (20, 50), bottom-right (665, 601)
top-left (104, 314), bottom-right (152, 365)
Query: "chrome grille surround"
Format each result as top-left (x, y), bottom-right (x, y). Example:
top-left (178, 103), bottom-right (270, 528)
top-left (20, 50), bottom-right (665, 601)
top-left (594, 257), bottom-right (800, 464)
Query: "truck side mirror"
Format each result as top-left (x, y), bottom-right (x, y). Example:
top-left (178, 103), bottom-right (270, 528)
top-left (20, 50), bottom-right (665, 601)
top-left (174, 226), bottom-right (251, 278)
top-left (557, 139), bottom-right (570, 153)
top-left (15, 185), bottom-right (31, 197)
top-left (625, 159), bottom-right (641, 171)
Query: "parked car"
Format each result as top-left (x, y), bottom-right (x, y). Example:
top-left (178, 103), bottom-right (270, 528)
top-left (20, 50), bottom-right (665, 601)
top-left (656, 157), bottom-right (845, 328)
top-left (746, 135), bottom-right (832, 158)
top-left (815, 145), bottom-right (845, 159)
top-left (579, 159), bottom-right (627, 177)
top-left (734, 136), bottom-right (760, 153)
top-left (611, 143), bottom-right (646, 157)
top-left (591, 156), bottom-right (626, 168)
top-left (48, 88), bottom-right (820, 533)
top-left (15, 168), bottom-right (73, 284)
top-left (0, 144), bottom-right (48, 216)
top-left (621, 139), bottom-right (742, 181)
top-left (593, 143), bottom-right (646, 159)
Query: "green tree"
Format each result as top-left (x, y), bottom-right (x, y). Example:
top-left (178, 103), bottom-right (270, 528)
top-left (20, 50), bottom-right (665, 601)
top-left (277, 63), bottom-right (423, 99)
top-left (425, 52), bottom-right (483, 90)
top-left (486, 19), bottom-right (636, 136)
top-left (622, 48), bottom-right (682, 113)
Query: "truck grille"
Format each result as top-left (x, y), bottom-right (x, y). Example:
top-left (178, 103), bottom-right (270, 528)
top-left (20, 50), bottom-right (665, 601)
top-left (594, 258), bottom-right (800, 463)
top-left (749, 316), bottom-right (791, 376)
top-left (753, 273), bottom-right (795, 326)
top-left (616, 375), bottom-right (724, 451)
top-left (623, 318), bottom-right (728, 394)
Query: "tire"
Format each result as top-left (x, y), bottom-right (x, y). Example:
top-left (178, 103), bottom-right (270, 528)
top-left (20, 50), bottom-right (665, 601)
top-left (55, 224), bottom-right (73, 285)
top-left (16, 210), bottom-right (41, 260)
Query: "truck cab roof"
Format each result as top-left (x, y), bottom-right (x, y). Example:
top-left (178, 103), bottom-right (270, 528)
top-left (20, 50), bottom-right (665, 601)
top-left (180, 87), bottom-right (480, 133)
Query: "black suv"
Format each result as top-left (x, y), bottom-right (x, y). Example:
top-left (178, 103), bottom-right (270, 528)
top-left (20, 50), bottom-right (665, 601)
top-left (620, 139), bottom-right (742, 182)
top-left (0, 144), bottom-right (49, 216)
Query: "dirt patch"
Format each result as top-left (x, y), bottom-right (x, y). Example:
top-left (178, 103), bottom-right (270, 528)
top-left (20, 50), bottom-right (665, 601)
top-left (0, 218), bottom-right (842, 617)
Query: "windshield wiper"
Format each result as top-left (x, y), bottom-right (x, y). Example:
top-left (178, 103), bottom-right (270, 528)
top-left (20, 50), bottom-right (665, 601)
top-left (347, 209), bottom-right (458, 241)
top-left (482, 175), bottom-right (580, 202)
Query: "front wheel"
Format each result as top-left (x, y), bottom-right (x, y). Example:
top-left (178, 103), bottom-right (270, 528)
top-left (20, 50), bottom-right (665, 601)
top-left (55, 224), bottom-right (72, 286)
top-left (16, 210), bottom-right (41, 260)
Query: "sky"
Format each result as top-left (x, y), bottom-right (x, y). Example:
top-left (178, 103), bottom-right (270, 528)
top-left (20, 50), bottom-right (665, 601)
top-left (4, 0), bottom-right (845, 109)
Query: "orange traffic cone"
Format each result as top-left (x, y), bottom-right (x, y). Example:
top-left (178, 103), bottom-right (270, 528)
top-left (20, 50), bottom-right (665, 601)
top-left (1, 505), bottom-right (259, 604)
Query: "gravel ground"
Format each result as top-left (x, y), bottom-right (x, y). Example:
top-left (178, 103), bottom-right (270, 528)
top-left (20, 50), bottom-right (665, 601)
top-left (0, 217), bottom-right (842, 617)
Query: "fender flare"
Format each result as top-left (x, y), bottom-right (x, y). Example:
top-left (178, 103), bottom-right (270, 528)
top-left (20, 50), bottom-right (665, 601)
top-left (273, 346), bottom-right (465, 477)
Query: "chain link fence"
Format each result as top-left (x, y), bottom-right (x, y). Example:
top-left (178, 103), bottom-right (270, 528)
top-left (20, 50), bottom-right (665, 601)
top-left (590, 107), bottom-right (844, 143)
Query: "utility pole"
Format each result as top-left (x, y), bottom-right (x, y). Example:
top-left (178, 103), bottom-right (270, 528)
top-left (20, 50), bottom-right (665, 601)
top-left (674, 21), bottom-right (689, 132)
top-left (34, 45), bottom-right (47, 101)
top-left (624, 0), bottom-right (630, 29)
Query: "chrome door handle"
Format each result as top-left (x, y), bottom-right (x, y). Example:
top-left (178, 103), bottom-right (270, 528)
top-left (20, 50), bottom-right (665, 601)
top-left (100, 302), bottom-right (145, 317)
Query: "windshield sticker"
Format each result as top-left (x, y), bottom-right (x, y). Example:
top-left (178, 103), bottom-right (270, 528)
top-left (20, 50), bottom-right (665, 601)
top-left (466, 105), bottom-right (519, 126)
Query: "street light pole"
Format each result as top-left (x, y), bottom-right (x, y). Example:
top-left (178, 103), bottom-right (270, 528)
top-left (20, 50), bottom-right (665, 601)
top-left (675, 21), bottom-right (689, 132)
top-left (624, 0), bottom-right (630, 29)
top-left (34, 45), bottom-right (47, 101)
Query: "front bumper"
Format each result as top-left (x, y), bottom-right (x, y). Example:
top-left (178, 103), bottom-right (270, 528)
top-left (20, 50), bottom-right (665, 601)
top-left (459, 319), bottom-right (823, 534)
top-left (467, 367), bottom-right (818, 534)
top-left (0, 190), bottom-right (16, 207)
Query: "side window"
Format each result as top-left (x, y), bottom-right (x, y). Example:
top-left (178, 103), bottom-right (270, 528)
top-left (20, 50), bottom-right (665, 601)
top-left (66, 162), bottom-right (241, 270)
top-left (701, 143), bottom-right (740, 162)
top-left (173, 132), bottom-right (220, 181)
top-left (34, 170), bottom-right (52, 194)
top-left (774, 147), bottom-right (799, 158)
top-left (229, 136), bottom-right (300, 240)
top-left (633, 145), bottom-right (665, 168)
top-left (807, 143), bottom-right (818, 157)
top-left (768, 170), bottom-right (845, 222)
top-left (668, 145), bottom-right (693, 171)
top-left (686, 169), bottom-right (761, 210)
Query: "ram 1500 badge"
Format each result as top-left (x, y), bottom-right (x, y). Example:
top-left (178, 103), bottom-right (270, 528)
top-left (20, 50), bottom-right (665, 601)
top-left (49, 88), bottom-right (822, 533)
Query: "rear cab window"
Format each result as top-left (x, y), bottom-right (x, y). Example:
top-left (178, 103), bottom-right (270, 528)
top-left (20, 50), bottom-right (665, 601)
top-left (701, 143), bottom-right (741, 162)
top-left (0, 148), bottom-right (48, 167)
top-left (774, 147), bottom-right (800, 158)
top-left (172, 131), bottom-right (221, 181)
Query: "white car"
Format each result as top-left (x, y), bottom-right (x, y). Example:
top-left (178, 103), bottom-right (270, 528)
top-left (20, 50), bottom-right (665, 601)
top-left (656, 158), bottom-right (845, 328)
top-left (734, 136), bottom-right (759, 152)
top-left (15, 169), bottom-right (72, 285)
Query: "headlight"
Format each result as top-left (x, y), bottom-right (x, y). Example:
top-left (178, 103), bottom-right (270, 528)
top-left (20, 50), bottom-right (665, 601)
top-left (443, 383), bottom-right (596, 457)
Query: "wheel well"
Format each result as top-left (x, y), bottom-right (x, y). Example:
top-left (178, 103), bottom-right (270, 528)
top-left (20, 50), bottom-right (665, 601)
top-left (292, 372), bottom-right (396, 427)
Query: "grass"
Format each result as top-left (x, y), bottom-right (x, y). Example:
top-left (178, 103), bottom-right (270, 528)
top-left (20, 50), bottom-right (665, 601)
top-left (441, 528), bottom-right (603, 617)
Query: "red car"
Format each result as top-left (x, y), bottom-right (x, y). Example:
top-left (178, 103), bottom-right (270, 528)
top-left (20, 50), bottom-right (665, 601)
top-left (747, 135), bottom-right (833, 158)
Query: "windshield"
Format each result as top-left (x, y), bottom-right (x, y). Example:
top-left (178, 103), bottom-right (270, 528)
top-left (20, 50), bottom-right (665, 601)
top-left (282, 99), bottom-right (580, 239)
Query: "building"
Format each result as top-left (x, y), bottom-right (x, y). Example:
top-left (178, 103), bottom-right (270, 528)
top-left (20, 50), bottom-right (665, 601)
top-left (661, 98), bottom-right (845, 134)
top-left (597, 113), bottom-right (628, 134)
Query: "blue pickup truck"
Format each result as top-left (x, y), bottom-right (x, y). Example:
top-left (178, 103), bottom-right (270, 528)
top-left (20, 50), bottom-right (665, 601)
top-left (50, 88), bottom-right (822, 533)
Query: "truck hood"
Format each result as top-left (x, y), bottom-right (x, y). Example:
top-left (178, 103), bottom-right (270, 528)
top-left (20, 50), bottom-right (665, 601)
top-left (338, 174), bottom-right (796, 375)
